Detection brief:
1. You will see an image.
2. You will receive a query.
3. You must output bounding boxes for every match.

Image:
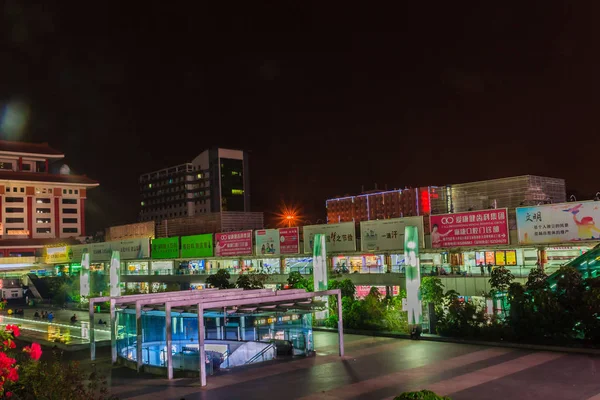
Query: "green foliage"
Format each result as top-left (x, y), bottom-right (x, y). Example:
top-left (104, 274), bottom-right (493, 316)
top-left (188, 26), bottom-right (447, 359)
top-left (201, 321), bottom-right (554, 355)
top-left (206, 269), bottom-right (233, 289)
top-left (328, 279), bottom-right (356, 298)
top-left (436, 291), bottom-right (486, 337)
top-left (421, 277), bottom-right (445, 305)
top-left (236, 272), bottom-right (268, 290)
top-left (488, 266), bottom-right (514, 295)
top-left (286, 272), bottom-right (313, 291)
top-left (525, 267), bottom-right (548, 291)
top-left (13, 352), bottom-right (117, 400)
top-left (46, 276), bottom-right (79, 305)
top-left (394, 390), bottom-right (451, 400)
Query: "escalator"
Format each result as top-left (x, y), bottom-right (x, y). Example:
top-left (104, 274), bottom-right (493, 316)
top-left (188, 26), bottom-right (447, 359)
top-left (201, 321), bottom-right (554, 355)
top-left (545, 243), bottom-right (600, 289)
top-left (25, 274), bottom-right (49, 299)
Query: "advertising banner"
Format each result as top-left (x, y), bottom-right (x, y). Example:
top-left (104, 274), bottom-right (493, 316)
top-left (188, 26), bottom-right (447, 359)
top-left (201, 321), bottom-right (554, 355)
top-left (109, 251), bottom-right (120, 297)
top-left (215, 230), bottom-right (253, 256)
top-left (279, 227), bottom-right (300, 254)
top-left (181, 234), bottom-right (214, 258)
top-left (313, 234), bottom-right (328, 292)
top-left (356, 285), bottom-right (400, 299)
top-left (151, 237), bottom-right (180, 259)
top-left (404, 225), bottom-right (421, 326)
top-left (44, 245), bottom-right (73, 264)
top-left (303, 222), bottom-right (356, 254)
top-left (429, 209), bottom-right (509, 248)
top-left (516, 201), bottom-right (600, 244)
top-left (255, 229), bottom-right (280, 256)
top-left (360, 216), bottom-right (424, 251)
top-left (80, 252), bottom-right (90, 298)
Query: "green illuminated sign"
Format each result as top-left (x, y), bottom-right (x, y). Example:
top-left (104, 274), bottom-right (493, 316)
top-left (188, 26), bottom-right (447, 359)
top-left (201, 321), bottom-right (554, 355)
top-left (180, 234), bottom-right (213, 258)
top-left (151, 237), bottom-right (180, 259)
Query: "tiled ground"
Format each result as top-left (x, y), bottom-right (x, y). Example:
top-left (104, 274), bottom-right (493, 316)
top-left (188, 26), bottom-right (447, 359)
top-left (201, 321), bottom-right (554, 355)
top-left (106, 332), bottom-right (600, 400)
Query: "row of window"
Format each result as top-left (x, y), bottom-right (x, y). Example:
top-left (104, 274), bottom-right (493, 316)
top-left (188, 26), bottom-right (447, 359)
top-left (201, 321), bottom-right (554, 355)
top-left (5, 227), bottom-right (77, 234)
top-left (5, 197), bottom-right (77, 204)
top-left (4, 218), bottom-right (78, 224)
top-left (5, 207), bottom-right (78, 214)
top-left (6, 188), bottom-right (79, 195)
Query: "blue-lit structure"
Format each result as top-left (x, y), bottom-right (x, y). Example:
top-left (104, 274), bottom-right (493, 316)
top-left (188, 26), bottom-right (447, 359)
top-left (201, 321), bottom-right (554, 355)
top-left (546, 243), bottom-right (600, 288)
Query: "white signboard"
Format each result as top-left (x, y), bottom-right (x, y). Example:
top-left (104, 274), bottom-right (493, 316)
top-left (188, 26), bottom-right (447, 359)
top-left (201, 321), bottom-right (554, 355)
top-left (83, 238), bottom-right (150, 262)
top-left (516, 201), bottom-right (600, 244)
top-left (303, 222), bottom-right (356, 253)
top-left (360, 216), bottom-right (425, 251)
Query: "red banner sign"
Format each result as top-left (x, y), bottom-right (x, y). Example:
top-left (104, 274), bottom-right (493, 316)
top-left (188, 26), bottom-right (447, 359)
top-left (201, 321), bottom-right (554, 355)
top-left (430, 209), bottom-right (509, 248)
top-left (279, 227), bottom-right (299, 254)
top-left (215, 230), bottom-right (253, 256)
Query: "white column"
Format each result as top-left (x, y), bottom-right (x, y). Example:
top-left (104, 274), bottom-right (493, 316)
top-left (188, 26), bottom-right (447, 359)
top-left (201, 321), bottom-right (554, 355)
top-left (198, 303), bottom-right (206, 387)
top-left (136, 300), bottom-right (143, 371)
top-left (110, 298), bottom-right (117, 363)
top-left (89, 300), bottom-right (96, 360)
top-left (337, 291), bottom-right (344, 357)
top-left (240, 316), bottom-right (246, 341)
top-left (215, 316), bottom-right (221, 340)
top-left (166, 303), bottom-right (173, 379)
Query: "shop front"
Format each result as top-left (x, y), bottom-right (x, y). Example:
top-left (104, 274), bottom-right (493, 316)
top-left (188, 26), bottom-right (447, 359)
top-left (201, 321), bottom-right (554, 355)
top-left (331, 254), bottom-right (386, 274)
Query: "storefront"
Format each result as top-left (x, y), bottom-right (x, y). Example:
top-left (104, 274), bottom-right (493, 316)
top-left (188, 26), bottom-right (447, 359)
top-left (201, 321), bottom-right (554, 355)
top-left (331, 254), bottom-right (386, 273)
top-left (283, 257), bottom-right (313, 274)
top-left (122, 261), bottom-right (149, 275)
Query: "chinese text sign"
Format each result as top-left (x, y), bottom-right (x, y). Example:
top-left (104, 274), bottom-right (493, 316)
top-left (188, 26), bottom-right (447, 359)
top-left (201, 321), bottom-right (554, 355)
top-left (215, 230), bottom-right (253, 256)
top-left (360, 216), bottom-right (424, 251)
top-left (429, 209), bottom-right (509, 248)
top-left (303, 222), bottom-right (356, 254)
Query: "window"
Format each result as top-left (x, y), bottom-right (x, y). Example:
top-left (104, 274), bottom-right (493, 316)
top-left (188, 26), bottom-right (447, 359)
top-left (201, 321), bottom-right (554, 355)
top-left (36, 228), bottom-right (51, 234)
top-left (232, 189), bottom-right (244, 195)
top-left (141, 201), bottom-right (145, 206)
top-left (62, 199), bottom-right (77, 205)
top-left (62, 218), bottom-right (78, 224)
top-left (5, 208), bottom-right (23, 213)
top-left (36, 198), bottom-right (51, 204)
top-left (36, 218), bottom-right (51, 224)
top-left (36, 208), bottom-right (51, 214)
top-left (5, 218), bottom-right (24, 224)
top-left (62, 228), bottom-right (78, 233)
top-left (63, 189), bottom-right (66, 194)
top-left (62, 208), bottom-right (77, 214)
top-left (21, 163), bottom-right (31, 171)
top-left (0, 162), bottom-right (13, 170)
top-left (19, 188), bottom-right (24, 193)
top-left (74, 190), bottom-right (78, 194)
top-left (6, 228), bottom-right (25, 234)
top-left (5, 197), bottom-right (23, 203)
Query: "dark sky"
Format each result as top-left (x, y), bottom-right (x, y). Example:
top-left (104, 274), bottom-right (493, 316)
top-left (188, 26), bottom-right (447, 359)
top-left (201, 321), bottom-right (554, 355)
top-left (1, 1), bottom-right (599, 233)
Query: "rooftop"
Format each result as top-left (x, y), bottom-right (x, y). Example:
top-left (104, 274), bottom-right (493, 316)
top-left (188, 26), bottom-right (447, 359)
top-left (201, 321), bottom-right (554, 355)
top-left (0, 140), bottom-right (64, 158)
top-left (0, 170), bottom-right (99, 186)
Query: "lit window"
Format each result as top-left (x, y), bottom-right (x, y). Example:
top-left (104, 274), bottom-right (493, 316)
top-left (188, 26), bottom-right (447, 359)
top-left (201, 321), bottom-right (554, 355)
top-left (197, 173), bottom-right (202, 179)
top-left (231, 189), bottom-right (244, 195)
top-left (148, 184), bottom-right (152, 189)
top-left (141, 201), bottom-right (145, 206)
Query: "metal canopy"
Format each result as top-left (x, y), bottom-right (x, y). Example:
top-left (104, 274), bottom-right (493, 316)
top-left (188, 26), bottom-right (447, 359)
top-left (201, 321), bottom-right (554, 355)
top-left (90, 288), bottom-right (344, 388)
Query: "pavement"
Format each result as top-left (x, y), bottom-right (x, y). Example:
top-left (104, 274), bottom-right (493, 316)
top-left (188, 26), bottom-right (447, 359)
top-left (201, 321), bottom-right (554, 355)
top-left (104, 331), bottom-right (600, 400)
top-left (0, 305), bottom-right (111, 346)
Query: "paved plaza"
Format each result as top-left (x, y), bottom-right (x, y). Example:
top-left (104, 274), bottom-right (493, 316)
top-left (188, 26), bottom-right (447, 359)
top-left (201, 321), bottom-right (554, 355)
top-left (106, 332), bottom-right (600, 400)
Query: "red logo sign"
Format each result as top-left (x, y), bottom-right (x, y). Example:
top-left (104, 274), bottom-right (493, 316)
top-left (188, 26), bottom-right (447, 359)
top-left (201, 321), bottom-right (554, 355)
top-left (215, 230), bottom-right (253, 256)
top-left (279, 227), bottom-right (299, 254)
top-left (430, 209), bottom-right (509, 248)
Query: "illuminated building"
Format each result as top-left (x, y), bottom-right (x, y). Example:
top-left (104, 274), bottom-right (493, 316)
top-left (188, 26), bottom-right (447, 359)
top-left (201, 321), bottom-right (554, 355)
top-left (0, 140), bottom-right (99, 256)
top-left (326, 187), bottom-right (443, 224)
top-left (139, 148), bottom-right (250, 223)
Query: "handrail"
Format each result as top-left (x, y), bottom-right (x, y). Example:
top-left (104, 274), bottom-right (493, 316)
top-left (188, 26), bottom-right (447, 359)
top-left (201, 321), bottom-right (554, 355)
top-left (245, 343), bottom-right (274, 365)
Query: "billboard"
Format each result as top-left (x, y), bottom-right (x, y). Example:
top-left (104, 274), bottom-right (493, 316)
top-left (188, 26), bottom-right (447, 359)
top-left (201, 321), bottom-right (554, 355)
top-left (44, 245), bottom-right (73, 264)
top-left (215, 230), bottom-right (253, 256)
top-left (516, 201), bottom-right (600, 244)
top-left (360, 216), bottom-right (424, 251)
top-left (255, 229), bottom-right (280, 256)
top-left (279, 227), bottom-right (300, 254)
top-left (151, 237), bottom-right (180, 259)
top-left (181, 234), bottom-right (214, 258)
top-left (303, 222), bottom-right (356, 254)
top-left (429, 209), bottom-right (509, 248)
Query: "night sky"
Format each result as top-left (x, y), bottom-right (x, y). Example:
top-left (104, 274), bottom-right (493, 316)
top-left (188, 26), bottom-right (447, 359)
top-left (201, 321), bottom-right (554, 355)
top-left (1, 1), bottom-right (598, 233)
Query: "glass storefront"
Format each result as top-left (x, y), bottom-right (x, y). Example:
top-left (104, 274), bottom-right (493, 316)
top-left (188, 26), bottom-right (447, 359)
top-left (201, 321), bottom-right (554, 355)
top-left (151, 260), bottom-right (174, 275)
top-left (284, 257), bottom-right (313, 274)
top-left (123, 261), bottom-right (149, 275)
top-left (331, 254), bottom-right (385, 274)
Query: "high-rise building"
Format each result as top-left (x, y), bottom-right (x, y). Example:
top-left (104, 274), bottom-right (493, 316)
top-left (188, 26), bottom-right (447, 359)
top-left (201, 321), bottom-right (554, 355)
top-left (139, 148), bottom-right (250, 223)
top-left (0, 140), bottom-right (99, 256)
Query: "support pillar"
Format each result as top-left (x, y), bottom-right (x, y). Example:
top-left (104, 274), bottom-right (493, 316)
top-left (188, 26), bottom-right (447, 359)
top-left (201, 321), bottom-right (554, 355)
top-left (89, 300), bottom-right (96, 360)
top-left (198, 304), bottom-right (206, 387)
top-left (135, 301), bottom-right (143, 371)
top-left (240, 316), bottom-right (246, 340)
top-left (110, 298), bottom-right (117, 363)
top-left (215, 316), bottom-right (221, 339)
top-left (166, 303), bottom-right (173, 379)
top-left (337, 291), bottom-right (344, 357)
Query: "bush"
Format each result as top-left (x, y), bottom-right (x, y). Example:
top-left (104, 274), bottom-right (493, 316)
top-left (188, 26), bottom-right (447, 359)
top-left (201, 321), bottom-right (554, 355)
top-left (394, 390), bottom-right (451, 399)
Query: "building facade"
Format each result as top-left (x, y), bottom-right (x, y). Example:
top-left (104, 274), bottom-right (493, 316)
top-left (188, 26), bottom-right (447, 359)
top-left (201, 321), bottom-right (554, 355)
top-left (326, 187), bottom-right (444, 224)
top-left (0, 140), bottom-right (99, 256)
top-left (154, 211), bottom-right (264, 238)
top-left (139, 148), bottom-right (250, 223)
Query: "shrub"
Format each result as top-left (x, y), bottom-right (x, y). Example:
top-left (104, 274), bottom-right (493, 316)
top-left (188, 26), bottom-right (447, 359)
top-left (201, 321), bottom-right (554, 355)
top-left (394, 390), bottom-right (451, 399)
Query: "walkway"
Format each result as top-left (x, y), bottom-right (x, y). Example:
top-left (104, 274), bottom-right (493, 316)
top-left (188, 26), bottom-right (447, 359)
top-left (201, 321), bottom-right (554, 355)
top-left (108, 332), bottom-right (600, 400)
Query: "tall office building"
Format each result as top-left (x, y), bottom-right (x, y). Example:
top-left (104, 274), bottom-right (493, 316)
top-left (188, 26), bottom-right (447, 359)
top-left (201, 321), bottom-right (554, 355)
top-left (139, 148), bottom-right (250, 223)
top-left (0, 140), bottom-right (99, 256)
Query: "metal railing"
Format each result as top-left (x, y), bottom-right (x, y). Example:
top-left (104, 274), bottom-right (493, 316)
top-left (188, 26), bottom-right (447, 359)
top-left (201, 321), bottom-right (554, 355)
top-left (245, 343), bottom-right (275, 365)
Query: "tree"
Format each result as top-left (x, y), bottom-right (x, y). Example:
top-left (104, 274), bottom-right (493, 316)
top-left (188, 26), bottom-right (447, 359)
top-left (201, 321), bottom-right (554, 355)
top-left (236, 273), bottom-right (268, 290)
top-left (421, 277), bottom-right (445, 305)
top-left (236, 274), bottom-right (252, 290)
top-left (489, 266), bottom-right (514, 294)
top-left (206, 269), bottom-right (233, 289)
top-left (286, 272), bottom-right (313, 291)
top-left (525, 268), bottom-right (549, 292)
top-left (328, 279), bottom-right (356, 299)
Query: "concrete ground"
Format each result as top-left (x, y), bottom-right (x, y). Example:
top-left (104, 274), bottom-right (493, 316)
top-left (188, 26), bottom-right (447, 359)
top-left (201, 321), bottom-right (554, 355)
top-left (105, 332), bottom-right (600, 400)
